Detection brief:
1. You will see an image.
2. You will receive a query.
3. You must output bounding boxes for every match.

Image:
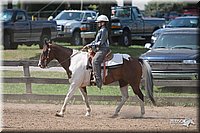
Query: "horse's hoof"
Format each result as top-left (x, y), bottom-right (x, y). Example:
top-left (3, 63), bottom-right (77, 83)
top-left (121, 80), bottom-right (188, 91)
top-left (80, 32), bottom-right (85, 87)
top-left (85, 112), bottom-right (91, 117)
top-left (110, 114), bottom-right (118, 118)
top-left (141, 111), bottom-right (145, 116)
top-left (140, 114), bottom-right (144, 118)
top-left (85, 114), bottom-right (91, 117)
top-left (55, 113), bottom-right (64, 117)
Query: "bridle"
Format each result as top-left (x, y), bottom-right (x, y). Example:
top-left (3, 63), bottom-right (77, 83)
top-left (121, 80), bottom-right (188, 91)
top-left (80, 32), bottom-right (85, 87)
top-left (38, 47), bottom-right (51, 68)
top-left (39, 46), bottom-right (81, 68)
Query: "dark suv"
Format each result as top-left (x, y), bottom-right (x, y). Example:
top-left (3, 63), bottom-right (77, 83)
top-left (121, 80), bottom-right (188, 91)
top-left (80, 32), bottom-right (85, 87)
top-left (140, 28), bottom-right (199, 79)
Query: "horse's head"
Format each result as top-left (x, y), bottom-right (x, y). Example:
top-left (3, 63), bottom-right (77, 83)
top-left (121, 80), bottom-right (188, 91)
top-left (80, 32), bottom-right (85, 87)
top-left (38, 40), bottom-right (54, 68)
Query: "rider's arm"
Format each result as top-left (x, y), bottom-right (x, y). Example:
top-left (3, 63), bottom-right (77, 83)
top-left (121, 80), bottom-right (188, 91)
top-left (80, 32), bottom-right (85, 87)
top-left (86, 28), bottom-right (108, 47)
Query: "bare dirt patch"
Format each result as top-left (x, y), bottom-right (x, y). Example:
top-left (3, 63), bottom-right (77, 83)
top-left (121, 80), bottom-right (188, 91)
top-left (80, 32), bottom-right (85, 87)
top-left (2, 103), bottom-right (198, 132)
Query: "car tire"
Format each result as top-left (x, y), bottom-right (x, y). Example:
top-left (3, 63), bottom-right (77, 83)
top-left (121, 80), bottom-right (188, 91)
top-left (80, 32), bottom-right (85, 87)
top-left (119, 30), bottom-right (131, 46)
top-left (40, 33), bottom-right (50, 49)
top-left (4, 33), bottom-right (18, 50)
top-left (72, 31), bottom-right (82, 45)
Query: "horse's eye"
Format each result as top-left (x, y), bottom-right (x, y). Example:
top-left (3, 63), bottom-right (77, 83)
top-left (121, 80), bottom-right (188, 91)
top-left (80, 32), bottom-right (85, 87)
top-left (43, 50), bottom-right (48, 56)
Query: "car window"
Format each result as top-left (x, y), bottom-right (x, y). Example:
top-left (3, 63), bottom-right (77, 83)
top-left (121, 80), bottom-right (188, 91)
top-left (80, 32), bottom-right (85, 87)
top-left (112, 7), bottom-right (131, 19)
top-left (16, 11), bottom-right (26, 21)
top-left (132, 8), bottom-right (142, 19)
top-left (0, 10), bottom-right (13, 21)
top-left (168, 18), bottom-right (198, 27)
top-left (153, 33), bottom-right (198, 49)
top-left (92, 13), bottom-right (96, 19)
top-left (83, 13), bottom-right (92, 20)
top-left (55, 11), bottom-right (84, 21)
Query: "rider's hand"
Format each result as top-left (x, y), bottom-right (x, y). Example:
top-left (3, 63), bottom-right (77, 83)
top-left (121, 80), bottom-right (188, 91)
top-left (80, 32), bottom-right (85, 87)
top-left (82, 45), bottom-right (88, 51)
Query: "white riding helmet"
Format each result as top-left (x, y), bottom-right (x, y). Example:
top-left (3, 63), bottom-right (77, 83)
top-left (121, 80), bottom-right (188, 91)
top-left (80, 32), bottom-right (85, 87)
top-left (95, 15), bottom-right (109, 22)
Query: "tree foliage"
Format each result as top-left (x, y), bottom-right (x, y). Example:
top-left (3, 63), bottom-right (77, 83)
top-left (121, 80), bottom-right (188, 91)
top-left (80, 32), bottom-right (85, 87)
top-left (144, 2), bottom-right (192, 17)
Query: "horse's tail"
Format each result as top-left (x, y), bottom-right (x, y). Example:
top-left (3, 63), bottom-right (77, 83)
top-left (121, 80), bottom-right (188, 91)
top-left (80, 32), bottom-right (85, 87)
top-left (139, 59), bottom-right (156, 106)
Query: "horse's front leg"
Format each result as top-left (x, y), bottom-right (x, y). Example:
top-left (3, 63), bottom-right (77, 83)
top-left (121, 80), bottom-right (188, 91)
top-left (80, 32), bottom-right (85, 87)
top-left (79, 87), bottom-right (91, 116)
top-left (56, 82), bottom-right (78, 117)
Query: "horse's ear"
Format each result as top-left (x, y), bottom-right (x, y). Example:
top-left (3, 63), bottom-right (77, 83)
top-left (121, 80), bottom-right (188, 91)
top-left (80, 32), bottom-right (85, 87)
top-left (44, 40), bottom-right (48, 45)
top-left (44, 40), bottom-right (52, 48)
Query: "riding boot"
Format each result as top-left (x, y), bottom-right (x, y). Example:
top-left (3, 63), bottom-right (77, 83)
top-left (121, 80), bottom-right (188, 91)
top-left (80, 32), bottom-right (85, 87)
top-left (93, 66), bottom-right (102, 89)
top-left (95, 77), bottom-right (102, 89)
top-left (91, 71), bottom-right (102, 89)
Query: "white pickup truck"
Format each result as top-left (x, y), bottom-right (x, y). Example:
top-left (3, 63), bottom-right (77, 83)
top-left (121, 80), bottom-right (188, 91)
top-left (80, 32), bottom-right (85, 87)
top-left (53, 10), bottom-right (97, 45)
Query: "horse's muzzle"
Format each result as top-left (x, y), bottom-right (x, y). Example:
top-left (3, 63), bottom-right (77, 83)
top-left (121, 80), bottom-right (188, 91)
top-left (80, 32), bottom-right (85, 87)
top-left (38, 60), bottom-right (45, 68)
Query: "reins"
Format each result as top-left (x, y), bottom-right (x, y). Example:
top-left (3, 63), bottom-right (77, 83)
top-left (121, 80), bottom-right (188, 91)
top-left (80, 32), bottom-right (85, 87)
top-left (57, 51), bottom-right (81, 66)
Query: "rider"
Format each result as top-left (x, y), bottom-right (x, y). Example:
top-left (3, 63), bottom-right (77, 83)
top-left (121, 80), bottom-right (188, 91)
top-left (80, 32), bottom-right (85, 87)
top-left (83, 15), bottom-right (110, 89)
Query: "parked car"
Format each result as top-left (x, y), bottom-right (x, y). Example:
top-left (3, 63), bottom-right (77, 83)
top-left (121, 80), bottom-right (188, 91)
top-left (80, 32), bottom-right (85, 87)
top-left (140, 28), bottom-right (199, 79)
top-left (1, 9), bottom-right (57, 49)
top-left (110, 6), bottom-right (165, 46)
top-left (53, 10), bottom-right (97, 45)
top-left (151, 16), bottom-right (199, 43)
top-left (164, 16), bottom-right (199, 28)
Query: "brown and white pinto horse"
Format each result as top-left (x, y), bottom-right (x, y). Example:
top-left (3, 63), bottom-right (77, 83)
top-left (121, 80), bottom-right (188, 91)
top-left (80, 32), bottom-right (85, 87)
top-left (38, 41), bottom-right (156, 117)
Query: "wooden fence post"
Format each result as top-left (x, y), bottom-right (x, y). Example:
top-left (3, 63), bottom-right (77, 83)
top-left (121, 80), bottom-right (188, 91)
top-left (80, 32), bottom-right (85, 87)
top-left (23, 62), bottom-right (32, 94)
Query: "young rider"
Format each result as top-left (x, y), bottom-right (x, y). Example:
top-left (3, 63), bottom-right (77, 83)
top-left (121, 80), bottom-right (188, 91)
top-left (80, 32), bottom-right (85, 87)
top-left (82, 15), bottom-right (110, 89)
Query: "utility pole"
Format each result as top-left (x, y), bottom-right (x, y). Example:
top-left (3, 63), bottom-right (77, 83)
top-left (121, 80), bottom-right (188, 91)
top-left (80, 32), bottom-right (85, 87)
top-left (7, 1), bottom-right (13, 9)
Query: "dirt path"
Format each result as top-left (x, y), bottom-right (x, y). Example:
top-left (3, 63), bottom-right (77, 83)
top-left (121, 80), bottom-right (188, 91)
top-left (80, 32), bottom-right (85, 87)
top-left (2, 103), bottom-right (198, 132)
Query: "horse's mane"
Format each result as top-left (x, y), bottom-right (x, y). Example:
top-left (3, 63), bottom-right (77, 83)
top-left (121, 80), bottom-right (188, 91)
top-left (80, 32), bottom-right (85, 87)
top-left (51, 42), bottom-right (73, 51)
top-left (49, 42), bottom-right (74, 58)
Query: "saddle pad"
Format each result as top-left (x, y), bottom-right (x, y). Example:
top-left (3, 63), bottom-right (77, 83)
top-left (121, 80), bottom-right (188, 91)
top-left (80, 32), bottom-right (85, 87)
top-left (102, 53), bottom-right (130, 67)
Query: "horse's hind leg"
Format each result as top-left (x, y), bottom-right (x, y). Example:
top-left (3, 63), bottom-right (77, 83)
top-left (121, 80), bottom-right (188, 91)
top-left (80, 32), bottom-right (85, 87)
top-left (112, 80), bottom-right (129, 117)
top-left (137, 95), bottom-right (145, 117)
top-left (130, 83), bottom-right (145, 117)
top-left (79, 87), bottom-right (91, 116)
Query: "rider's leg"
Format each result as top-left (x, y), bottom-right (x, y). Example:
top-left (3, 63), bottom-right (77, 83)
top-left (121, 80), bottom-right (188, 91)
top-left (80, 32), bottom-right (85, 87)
top-left (92, 48), bottom-right (109, 89)
top-left (92, 51), bottom-right (103, 89)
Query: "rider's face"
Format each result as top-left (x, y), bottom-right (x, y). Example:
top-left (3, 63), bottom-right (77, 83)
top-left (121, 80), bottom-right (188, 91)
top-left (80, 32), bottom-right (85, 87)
top-left (98, 21), bottom-right (105, 27)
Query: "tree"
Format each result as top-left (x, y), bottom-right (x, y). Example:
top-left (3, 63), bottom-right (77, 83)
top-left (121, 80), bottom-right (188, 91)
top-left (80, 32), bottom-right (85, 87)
top-left (144, 2), bottom-right (191, 17)
top-left (7, 1), bottom-right (13, 9)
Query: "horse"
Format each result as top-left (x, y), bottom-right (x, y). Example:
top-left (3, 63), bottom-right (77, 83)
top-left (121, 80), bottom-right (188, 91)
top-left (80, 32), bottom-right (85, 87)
top-left (38, 41), bottom-right (156, 118)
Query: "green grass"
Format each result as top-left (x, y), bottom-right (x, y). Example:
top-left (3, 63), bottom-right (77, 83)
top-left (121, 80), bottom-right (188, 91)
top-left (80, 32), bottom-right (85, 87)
top-left (1, 42), bottom-right (147, 60)
top-left (2, 82), bottom-right (197, 97)
top-left (2, 83), bottom-right (125, 96)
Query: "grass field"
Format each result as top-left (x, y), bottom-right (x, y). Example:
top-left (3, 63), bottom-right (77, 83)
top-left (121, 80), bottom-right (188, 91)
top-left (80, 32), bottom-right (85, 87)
top-left (2, 42), bottom-right (148, 60)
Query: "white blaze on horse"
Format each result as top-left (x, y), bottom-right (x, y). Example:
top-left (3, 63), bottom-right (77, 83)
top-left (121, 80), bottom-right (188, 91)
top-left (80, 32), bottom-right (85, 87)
top-left (38, 41), bottom-right (156, 117)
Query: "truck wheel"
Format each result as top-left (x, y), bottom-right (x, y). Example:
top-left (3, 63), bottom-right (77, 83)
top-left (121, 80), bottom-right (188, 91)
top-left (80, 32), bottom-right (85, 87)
top-left (3, 33), bottom-right (18, 50)
top-left (72, 31), bottom-right (82, 45)
top-left (120, 31), bottom-right (131, 46)
top-left (4, 34), bottom-right (11, 50)
top-left (10, 43), bottom-right (18, 49)
top-left (40, 34), bottom-right (50, 49)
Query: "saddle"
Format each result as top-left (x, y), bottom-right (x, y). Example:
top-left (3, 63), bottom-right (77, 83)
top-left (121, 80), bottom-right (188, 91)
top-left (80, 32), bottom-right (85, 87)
top-left (88, 48), bottom-right (112, 60)
top-left (86, 48), bottom-right (130, 85)
top-left (86, 48), bottom-right (113, 85)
